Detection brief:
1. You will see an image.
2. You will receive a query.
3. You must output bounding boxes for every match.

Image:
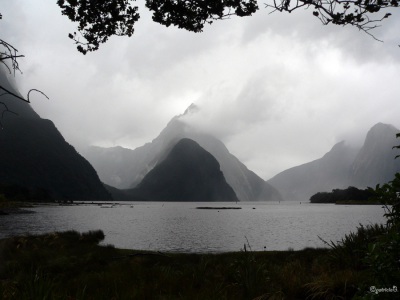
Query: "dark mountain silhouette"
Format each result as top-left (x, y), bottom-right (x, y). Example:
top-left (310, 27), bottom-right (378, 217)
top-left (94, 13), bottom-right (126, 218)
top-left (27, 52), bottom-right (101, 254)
top-left (117, 138), bottom-right (239, 201)
top-left (268, 123), bottom-right (400, 201)
top-left (0, 71), bottom-right (40, 120)
top-left (0, 70), bottom-right (111, 201)
top-left (83, 105), bottom-right (282, 202)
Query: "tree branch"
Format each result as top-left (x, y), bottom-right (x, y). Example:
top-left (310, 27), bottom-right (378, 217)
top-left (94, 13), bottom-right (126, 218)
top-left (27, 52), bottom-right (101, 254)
top-left (0, 39), bottom-right (24, 75)
top-left (265, 0), bottom-right (398, 41)
top-left (0, 33), bottom-right (49, 128)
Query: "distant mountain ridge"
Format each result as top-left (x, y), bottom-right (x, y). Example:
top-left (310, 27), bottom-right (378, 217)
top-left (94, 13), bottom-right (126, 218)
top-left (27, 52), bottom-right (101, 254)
top-left (0, 70), bottom-right (111, 201)
top-left (268, 123), bottom-right (400, 201)
top-left (83, 106), bottom-right (282, 202)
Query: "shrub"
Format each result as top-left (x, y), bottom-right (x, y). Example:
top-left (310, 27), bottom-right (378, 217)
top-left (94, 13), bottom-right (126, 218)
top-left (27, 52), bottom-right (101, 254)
top-left (320, 223), bottom-right (387, 270)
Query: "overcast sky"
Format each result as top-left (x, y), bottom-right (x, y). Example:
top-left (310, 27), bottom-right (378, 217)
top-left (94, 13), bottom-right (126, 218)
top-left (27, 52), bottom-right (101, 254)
top-left (2, 1), bottom-right (400, 180)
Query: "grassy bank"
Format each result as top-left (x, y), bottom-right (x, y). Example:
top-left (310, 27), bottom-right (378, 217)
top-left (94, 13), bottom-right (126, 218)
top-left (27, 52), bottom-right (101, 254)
top-left (0, 229), bottom-right (383, 300)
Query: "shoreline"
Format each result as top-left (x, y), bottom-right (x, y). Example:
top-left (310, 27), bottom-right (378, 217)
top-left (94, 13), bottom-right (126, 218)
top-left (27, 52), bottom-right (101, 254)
top-left (0, 207), bottom-right (35, 215)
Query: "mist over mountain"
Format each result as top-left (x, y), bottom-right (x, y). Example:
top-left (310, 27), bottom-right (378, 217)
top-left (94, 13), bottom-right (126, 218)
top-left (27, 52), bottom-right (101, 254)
top-left (0, 70), bottom-right (111, 200)
top-left (123, 138), bottom-right (239, 202)
top-left (83, 105), bottom-right (282, 202)
top-left (350, 123), bottom-right (400, 187)
top-left (267, 141), bottom-right (359, 202)
top-left (0, 71), bottom-right (39, 120)
top-left (268, 123), bottom-right (400, 201)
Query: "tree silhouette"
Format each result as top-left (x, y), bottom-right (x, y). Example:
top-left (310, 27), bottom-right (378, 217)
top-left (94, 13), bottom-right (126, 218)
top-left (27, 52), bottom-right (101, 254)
top-left (56, 0), bottom-right (398, 54)
top-left (1, 1), bottom-right (398, 56)
top-left (266, 0), bottom-right (396, 41)
top-left (57, 0), bottom-right (140, 54)
top-left (395, 133), bottom-right (400, 158)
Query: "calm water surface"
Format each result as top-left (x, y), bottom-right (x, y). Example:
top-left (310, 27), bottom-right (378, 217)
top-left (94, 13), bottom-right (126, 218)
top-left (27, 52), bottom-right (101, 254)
top-left (0, 202), bottom-right (386, 253)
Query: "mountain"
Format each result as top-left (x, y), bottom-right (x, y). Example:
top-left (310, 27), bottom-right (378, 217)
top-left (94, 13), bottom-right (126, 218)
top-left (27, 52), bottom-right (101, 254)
top-left (267, 141), bottom-right (359, 202)
top-left (268, 123), bottom-right (400, 201)
top-left (123, 138), bottom-right (239, 201)
top-left (0, 70), bottom-right (111, 201)
top-left (79, 145), bottom-right (140, 189)
top-left (82, 106), bottom-right (282, 202)
top-left (350, 123), bottom-right (400, 188)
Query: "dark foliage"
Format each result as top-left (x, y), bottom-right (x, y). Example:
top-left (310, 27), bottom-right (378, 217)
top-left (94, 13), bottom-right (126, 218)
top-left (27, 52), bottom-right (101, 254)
top-left (394, 132), bottom-right (400, 159)
top-left (364, 173), bottom-right (400, 290)
top-left (267, 0), bottom-right (398, 41)
top-left (57, 0), bottom-right (140, 54)
top-left (320, 223), bottom-right (387, 270)
top-left (146, 0), bottom-right (258, 32)
top-left (53, 0), bottom-right (399, 54)
top-left (321, 173), bottom-right (400, 298)
top-left (373, 172), bottom-right (400, 226)
top-left (310, 186), bottom-right (375, 203)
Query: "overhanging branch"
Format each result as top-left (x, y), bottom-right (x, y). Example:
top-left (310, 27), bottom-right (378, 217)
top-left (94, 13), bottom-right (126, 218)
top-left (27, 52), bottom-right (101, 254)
top-left (265, 0), bottom-right (398, 41)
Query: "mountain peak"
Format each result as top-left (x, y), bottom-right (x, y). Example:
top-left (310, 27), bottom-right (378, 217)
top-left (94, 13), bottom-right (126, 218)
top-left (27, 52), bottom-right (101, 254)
top-left (360, 122), bottom-right (399, 152)
top-left (129, 138), bottom-right (239, 202)
top-left (182, 103), bottom-right (200, 117)
top-left (366, 122), bottom-right (398, 139)
top-left (350, 122), bottom-right (400, 187)
top-left (268, 122), bottom-right (400, 201)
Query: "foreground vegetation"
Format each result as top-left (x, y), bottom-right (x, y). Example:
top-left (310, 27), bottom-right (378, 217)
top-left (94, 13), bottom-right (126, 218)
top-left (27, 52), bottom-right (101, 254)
top-left (0, 223), bottom-right (396, 300)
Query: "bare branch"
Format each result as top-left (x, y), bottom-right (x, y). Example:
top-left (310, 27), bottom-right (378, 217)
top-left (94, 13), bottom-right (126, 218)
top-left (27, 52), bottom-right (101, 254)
top-left (0, 39), bottom-right (24, 75)
top-left (27, 89), bottom-right (49, 102)
top-left (0, 85), bottom-right (30, 103)
top-left (265, 0), bottom-right (399, 41)
top-left (0, 34), bottom-right (49, 128)
top-left (0, 86), bottom-right (49, 129)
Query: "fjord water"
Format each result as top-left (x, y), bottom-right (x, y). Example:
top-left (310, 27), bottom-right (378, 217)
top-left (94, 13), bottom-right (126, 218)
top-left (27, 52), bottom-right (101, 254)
top-left (0, 202), bottom-right (386, 252)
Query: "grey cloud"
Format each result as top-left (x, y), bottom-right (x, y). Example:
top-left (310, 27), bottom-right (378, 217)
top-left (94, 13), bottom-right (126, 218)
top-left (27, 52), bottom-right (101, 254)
top-left (2, 1), bottom-right (400, 181)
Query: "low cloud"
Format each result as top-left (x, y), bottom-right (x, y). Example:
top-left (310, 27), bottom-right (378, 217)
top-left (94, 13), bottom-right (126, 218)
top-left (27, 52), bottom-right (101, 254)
top-left (2, 1), bottom-right (400, 180)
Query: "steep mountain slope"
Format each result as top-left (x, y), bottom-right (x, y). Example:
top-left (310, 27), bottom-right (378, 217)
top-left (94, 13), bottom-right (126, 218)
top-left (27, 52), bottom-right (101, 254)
top-left (83, 108), bottom-right (282, 202)
top-left (267, 141), bottom-right (359, 202)
top-left (268, 123), bottom-right (400, 201)
top-left (125, 138), bottom-right (239, 201)
top-left (350, 123), bottom-right (400, 188)
top-left (0, 71), bottom-right (40, 120)
top-left (0, 71), bottom-right (111, 200)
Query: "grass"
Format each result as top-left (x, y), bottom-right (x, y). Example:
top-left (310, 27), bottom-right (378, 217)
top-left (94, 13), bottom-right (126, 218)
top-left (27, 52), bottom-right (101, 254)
top-left (0, 228), bottom-right (382, 300)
